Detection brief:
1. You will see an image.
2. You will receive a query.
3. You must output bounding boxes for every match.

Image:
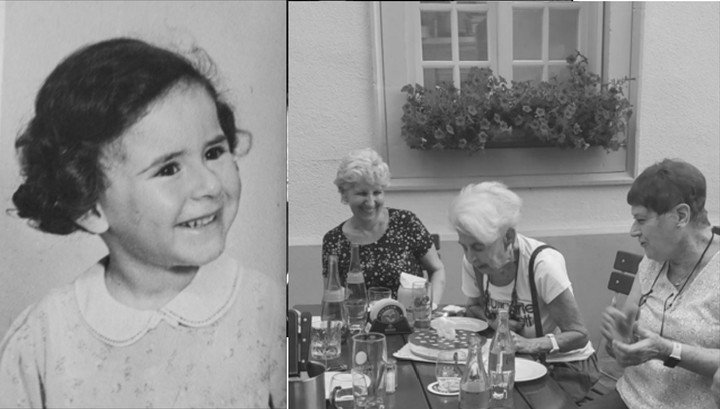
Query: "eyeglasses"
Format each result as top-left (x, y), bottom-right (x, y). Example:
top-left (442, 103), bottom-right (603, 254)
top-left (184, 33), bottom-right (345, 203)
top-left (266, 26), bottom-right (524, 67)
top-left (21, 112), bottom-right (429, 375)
top-left (638, 287), bottom-right (676, 337)
top-left (659, 292), bottom-right (675, 337)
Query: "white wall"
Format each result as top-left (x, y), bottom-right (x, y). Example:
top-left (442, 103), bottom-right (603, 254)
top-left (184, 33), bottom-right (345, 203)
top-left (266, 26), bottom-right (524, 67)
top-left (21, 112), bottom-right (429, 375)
top-left (0, 1), bottom-right (287, 335)
top-left (288, 2), bottom-right (719, 245)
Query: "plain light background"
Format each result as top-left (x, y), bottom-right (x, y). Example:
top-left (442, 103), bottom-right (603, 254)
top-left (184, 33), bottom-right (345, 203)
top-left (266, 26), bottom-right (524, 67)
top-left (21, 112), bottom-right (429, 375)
top-left (0, 1), bottom-right (287, 336)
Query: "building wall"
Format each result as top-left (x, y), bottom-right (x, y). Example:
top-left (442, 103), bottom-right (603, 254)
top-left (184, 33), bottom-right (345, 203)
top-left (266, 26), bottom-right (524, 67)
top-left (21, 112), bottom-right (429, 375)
top-left (0, 1), bottom-right (287, 335)
top-left (288, 2), bottom-right (720, 341)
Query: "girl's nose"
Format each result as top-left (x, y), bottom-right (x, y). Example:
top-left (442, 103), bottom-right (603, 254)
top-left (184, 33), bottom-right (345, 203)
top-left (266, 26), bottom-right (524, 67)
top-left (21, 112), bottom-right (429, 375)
top-left (629, 221), bottom-right (641, 237)
top-left (191, 164), bottom-right (222, 199)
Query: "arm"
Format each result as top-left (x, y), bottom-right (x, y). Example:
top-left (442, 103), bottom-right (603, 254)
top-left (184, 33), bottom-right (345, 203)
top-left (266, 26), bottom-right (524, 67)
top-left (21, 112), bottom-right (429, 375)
top-left (611, 326), bottom-right (720, 378)
top-left (513, 288), bottom-right (589, 354)
top-left (420, 245), bottom-right (446, 305)
top-left (601, 274), bottom-right (642, 357)
top-left (0, 308), bottom-right (45, 408)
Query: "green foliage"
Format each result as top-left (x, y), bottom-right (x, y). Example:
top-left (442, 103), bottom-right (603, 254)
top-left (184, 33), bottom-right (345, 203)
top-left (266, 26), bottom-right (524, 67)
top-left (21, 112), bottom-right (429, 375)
top-left (400, 52), bottom-right (634, 152)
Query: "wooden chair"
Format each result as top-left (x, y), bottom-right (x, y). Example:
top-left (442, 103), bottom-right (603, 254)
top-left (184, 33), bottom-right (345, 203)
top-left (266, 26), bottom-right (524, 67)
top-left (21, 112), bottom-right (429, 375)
top-left (579, 250), bottom-right (643, 406)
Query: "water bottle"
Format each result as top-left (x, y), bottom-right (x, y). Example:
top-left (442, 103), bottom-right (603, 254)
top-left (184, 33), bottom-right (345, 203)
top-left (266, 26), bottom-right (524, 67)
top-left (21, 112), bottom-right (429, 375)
top-left (345, 244), bottom-right (368, 334)
top-left (488, 307), bottom-right (515, 408)
top-left (459, 334), bottom-right (490, 409)
top-left (320, 255), bottom-right (348, 365)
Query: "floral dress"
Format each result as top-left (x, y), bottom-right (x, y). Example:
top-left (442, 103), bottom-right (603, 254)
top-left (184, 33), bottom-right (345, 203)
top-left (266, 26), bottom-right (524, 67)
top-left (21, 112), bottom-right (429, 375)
top-left (0, 254), bottom-right (286, 408)
top-left (322, 208), bottom-right (434, 298)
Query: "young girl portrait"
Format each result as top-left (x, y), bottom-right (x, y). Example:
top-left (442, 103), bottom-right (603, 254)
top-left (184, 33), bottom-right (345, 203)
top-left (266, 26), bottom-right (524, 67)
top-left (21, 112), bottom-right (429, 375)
top-left (0, 3), bottom-right (286, 408)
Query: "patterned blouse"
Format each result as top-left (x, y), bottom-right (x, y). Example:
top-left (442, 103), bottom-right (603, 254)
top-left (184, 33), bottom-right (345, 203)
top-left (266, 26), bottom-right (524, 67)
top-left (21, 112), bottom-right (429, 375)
top-left (0, 254), bottom-right (286, 408)
top-left (616, 251), bottom-right (720, 409)
top-left (322, 208), bottom-right (434, 298)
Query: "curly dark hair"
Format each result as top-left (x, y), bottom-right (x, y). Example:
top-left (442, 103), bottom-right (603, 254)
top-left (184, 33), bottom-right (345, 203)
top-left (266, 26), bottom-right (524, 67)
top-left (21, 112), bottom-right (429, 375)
top-left (627, 158), bottom-right (710, 226)
top-left (12, 38), bottom-right (241, 235)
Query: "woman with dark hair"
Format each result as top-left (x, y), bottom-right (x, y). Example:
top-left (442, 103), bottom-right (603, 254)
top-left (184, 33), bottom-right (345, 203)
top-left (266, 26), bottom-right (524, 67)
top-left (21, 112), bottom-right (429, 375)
top-left (586, 159), bottom-right (720, 409)
top-left (0, 38), bottom-right (284, 408)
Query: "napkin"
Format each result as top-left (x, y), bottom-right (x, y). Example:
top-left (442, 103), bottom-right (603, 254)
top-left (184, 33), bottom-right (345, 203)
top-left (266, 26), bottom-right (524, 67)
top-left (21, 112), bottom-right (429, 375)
top-left (399, 273), bottom-right (427, 288)
top-left (433, 316), bottom-right (457, 341)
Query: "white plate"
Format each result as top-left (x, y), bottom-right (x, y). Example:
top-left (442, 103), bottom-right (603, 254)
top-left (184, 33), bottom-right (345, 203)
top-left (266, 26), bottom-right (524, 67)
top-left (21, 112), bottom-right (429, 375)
top-left (431, 316), bottom-right (488, 332)
top-left (427, 381), bottom-right (459, 396)
top-left (514, 358), bottom-right (548, 382)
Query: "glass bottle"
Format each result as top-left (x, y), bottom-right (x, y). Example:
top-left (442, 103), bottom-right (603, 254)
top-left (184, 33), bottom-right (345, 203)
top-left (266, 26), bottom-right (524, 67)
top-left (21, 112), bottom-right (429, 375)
top-left (345, 244), bottom-right (368, 334)
top-left (488, 307), bottom-right (515, 408)
top-left (459, 334), bottom-right (490, 409)
top-left (320, 255), bottom-right (347, 369)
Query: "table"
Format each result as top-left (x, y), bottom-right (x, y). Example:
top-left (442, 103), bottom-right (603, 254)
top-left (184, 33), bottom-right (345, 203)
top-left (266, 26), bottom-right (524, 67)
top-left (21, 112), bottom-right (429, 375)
top-left (293, 305), bottom-right (578, 409)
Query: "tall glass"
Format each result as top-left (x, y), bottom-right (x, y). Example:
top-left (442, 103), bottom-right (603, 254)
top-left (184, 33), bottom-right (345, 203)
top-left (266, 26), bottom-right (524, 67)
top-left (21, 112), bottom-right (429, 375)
top-left (412, 281), bottom-right (433, 328)
top-left (351, 332), bottom-right (387, 409)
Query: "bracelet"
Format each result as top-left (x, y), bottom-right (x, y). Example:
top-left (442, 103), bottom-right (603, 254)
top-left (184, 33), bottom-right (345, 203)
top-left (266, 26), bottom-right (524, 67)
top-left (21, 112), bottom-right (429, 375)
top-left (546, 333), bottom-right (560, 354)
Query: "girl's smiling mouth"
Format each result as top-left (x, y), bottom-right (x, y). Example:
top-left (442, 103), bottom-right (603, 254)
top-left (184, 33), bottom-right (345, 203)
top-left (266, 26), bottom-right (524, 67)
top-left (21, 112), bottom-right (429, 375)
top-left (179, 213), bottom-right (218, 229)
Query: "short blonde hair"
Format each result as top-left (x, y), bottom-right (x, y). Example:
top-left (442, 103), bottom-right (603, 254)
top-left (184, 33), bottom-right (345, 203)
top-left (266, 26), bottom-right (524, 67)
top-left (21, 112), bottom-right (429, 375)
top-left (448, 181), bottom-right (522, 244)
top-left (334, 148), bottom-right (391, 197)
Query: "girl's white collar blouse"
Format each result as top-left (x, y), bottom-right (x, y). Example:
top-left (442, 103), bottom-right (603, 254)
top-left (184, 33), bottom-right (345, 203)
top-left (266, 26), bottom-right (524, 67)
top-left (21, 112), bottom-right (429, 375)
top-left (75, 255), bottom-right (239, 347)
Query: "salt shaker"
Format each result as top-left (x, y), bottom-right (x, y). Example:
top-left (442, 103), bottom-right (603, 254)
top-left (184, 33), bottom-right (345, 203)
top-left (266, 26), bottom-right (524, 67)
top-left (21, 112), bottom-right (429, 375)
top-left (385, 358), bottom-right (397, 393)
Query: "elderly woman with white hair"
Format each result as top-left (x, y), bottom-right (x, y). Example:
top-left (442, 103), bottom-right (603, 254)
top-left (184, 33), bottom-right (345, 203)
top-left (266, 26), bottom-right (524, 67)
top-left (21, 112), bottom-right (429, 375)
top-left (322, 148), bottom-right (445, 302)
top-left (448, 181), bottom-right (598, 402)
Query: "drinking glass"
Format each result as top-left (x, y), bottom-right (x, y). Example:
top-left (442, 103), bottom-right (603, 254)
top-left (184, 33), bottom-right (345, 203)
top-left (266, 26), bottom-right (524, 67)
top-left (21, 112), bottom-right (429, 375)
top-left (412, 281), bottom-right (433, 328)
top-left (351, 332), bottom-right (387, 409)
top-left (329, 373), bottom-right (355, 409)
top-left (435, 349), bottom-right (463, 394)
top-left (368, 287), bottom-right (392, 309)
top-left (310, 318), bottom-right (342, 361)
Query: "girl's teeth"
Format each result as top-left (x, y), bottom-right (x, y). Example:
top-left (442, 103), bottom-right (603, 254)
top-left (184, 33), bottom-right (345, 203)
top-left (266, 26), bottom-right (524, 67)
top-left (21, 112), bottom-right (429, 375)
top-left (183, 215), bottom-right (215, 228)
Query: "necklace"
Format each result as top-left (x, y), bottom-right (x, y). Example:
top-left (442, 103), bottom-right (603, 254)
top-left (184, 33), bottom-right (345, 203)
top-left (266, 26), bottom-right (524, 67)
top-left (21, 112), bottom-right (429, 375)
top-left (668, 232), bottom-right (715, 290)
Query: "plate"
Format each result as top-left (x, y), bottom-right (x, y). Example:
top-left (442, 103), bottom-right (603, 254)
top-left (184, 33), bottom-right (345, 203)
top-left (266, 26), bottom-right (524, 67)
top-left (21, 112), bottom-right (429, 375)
top-left (431, 316), bottom-right (488, 332)
top-left (427, 381), bottom-right (459, 396)
top-left (514, 358), bottom-right (548, 382)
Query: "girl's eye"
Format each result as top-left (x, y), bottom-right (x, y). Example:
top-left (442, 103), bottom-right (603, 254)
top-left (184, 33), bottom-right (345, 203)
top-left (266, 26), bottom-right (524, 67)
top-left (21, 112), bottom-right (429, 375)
top-left (156, 163), bottom-right (180, 177)
top-left (472, 244), bottom-right (485, 252)
top-left (206, 145), bottom-right (227, 160)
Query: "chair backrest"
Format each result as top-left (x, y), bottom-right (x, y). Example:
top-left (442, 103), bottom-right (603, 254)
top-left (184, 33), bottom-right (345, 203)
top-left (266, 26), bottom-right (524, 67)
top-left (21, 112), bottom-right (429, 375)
top-left (430, 233), bottom-right (440, 253)
top-left (607, 250), bottom-right (643, 295)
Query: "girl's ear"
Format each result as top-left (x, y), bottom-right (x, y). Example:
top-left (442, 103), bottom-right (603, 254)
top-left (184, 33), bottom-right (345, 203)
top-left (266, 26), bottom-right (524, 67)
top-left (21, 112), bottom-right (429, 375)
top-left (75, 204), bottom-right (109, 234)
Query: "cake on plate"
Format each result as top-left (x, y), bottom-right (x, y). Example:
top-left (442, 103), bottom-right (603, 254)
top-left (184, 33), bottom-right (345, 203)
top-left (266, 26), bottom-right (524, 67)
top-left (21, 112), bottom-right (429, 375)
top-left (407, 328), bottom-right (475, 361)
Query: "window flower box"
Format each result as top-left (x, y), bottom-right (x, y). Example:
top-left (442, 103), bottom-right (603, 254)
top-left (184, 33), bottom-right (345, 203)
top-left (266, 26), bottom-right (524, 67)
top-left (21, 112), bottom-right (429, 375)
top-left (400, 53), bottom-right (634, 153)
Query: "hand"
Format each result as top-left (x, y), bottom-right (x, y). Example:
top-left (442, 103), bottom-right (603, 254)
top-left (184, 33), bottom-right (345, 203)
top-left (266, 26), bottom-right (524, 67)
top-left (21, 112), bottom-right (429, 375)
top-left (711, 366), bottom-right (720, 408)
top-left (600, 299), bottom-right (637, 345)
top-left (466, 305), bottom-right (484, 320)
top-left (611, 326), bottom-right (670, 368)
top-left (509, 318), bottom-right (525, 333)
top-left (510, 332), bottom-right (543, 355)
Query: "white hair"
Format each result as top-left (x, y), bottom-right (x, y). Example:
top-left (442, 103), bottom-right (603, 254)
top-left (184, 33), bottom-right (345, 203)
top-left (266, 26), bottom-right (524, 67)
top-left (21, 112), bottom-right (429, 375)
top-left (334, 148), bottom-right (391, 196)
top-left (448, 181), bottom-right (522, 244)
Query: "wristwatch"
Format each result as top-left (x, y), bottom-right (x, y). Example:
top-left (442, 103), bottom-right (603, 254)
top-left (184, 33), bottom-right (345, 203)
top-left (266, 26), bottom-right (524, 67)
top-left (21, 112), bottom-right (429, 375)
top-left (546, 333), bottom-right (560, 354)
top-left (663, 341), bottom-right (682, 368)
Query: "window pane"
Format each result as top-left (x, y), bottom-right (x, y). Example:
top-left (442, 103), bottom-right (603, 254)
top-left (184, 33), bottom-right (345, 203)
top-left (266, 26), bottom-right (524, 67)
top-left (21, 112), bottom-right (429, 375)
top-left (547, 64), bottom-right (571, 82)
top-left (549, 9), bottom-right (578, 60)
top-left (423, 67), bottom-right (454, 88)
top-left (513, 8), bottom-right (543, 60)
top-left (459, 11), bottom-right (488, 61)
top-left (513, 65), bottom-right (543, 83)
top-left (422, 11), bottom-right (452, 61)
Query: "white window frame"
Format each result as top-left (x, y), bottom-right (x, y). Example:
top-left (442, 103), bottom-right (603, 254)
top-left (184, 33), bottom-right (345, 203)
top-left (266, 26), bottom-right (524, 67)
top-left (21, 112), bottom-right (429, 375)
top-left (414, 2), bottom-right (602, 88)
top-left (372, 2), bottom-right (641, 191)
